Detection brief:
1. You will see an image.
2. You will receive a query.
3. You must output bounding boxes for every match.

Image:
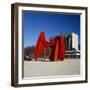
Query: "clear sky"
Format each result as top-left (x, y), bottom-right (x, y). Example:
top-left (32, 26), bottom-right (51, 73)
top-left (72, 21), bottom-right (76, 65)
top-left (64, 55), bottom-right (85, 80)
top-left (23, 11), bottom-right (80, 48)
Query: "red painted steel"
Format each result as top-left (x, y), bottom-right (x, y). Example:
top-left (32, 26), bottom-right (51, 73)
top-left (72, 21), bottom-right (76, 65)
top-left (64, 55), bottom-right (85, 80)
top-left (59, 33), bottom-right (66, 61)
top-left (34, 32), bottom-right (66, 61)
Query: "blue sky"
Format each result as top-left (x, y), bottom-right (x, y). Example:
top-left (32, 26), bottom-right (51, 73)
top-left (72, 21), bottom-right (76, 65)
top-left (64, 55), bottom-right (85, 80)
top-left (23, 11), bottom-right (80, 48)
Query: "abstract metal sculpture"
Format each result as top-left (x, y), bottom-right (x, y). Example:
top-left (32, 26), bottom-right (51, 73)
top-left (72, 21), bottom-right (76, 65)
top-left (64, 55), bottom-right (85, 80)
top-left (34, 32), bottom-right (66, 61)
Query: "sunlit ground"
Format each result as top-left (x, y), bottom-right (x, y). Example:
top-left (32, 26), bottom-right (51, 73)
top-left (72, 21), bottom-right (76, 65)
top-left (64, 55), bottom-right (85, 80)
top-left (24, 59), bottom-right (80, 77)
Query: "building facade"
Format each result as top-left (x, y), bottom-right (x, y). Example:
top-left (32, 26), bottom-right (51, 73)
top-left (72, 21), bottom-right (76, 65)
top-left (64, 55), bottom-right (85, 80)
top-left (65, 33), bottom-right (80, 58)
top-left (65, 33), bottom-right (78, 51)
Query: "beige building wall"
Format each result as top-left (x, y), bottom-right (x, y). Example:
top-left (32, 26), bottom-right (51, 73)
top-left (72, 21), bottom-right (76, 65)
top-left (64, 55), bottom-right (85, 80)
top-left (72, 33), bottom-right (78, 50)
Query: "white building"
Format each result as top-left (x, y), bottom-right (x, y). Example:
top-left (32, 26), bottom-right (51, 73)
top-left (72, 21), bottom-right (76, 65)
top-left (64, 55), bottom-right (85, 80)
top-left (72, 33), bottom-right (78, 50)
top-left (65, 33), bottom-right (78, 51)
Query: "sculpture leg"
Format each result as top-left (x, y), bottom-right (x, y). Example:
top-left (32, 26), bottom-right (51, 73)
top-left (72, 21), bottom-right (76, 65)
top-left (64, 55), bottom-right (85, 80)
top-left (43, 48), bottom-right (46, 61)
top-left (59, 34), bottom-right (66, 61)
top-left (54, 40), bottom-right (59, 61)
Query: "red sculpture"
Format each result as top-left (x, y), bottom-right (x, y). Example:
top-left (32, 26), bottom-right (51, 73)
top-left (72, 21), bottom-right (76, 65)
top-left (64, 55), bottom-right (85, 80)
top-left (34, 32), bottom-right (66, 61)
